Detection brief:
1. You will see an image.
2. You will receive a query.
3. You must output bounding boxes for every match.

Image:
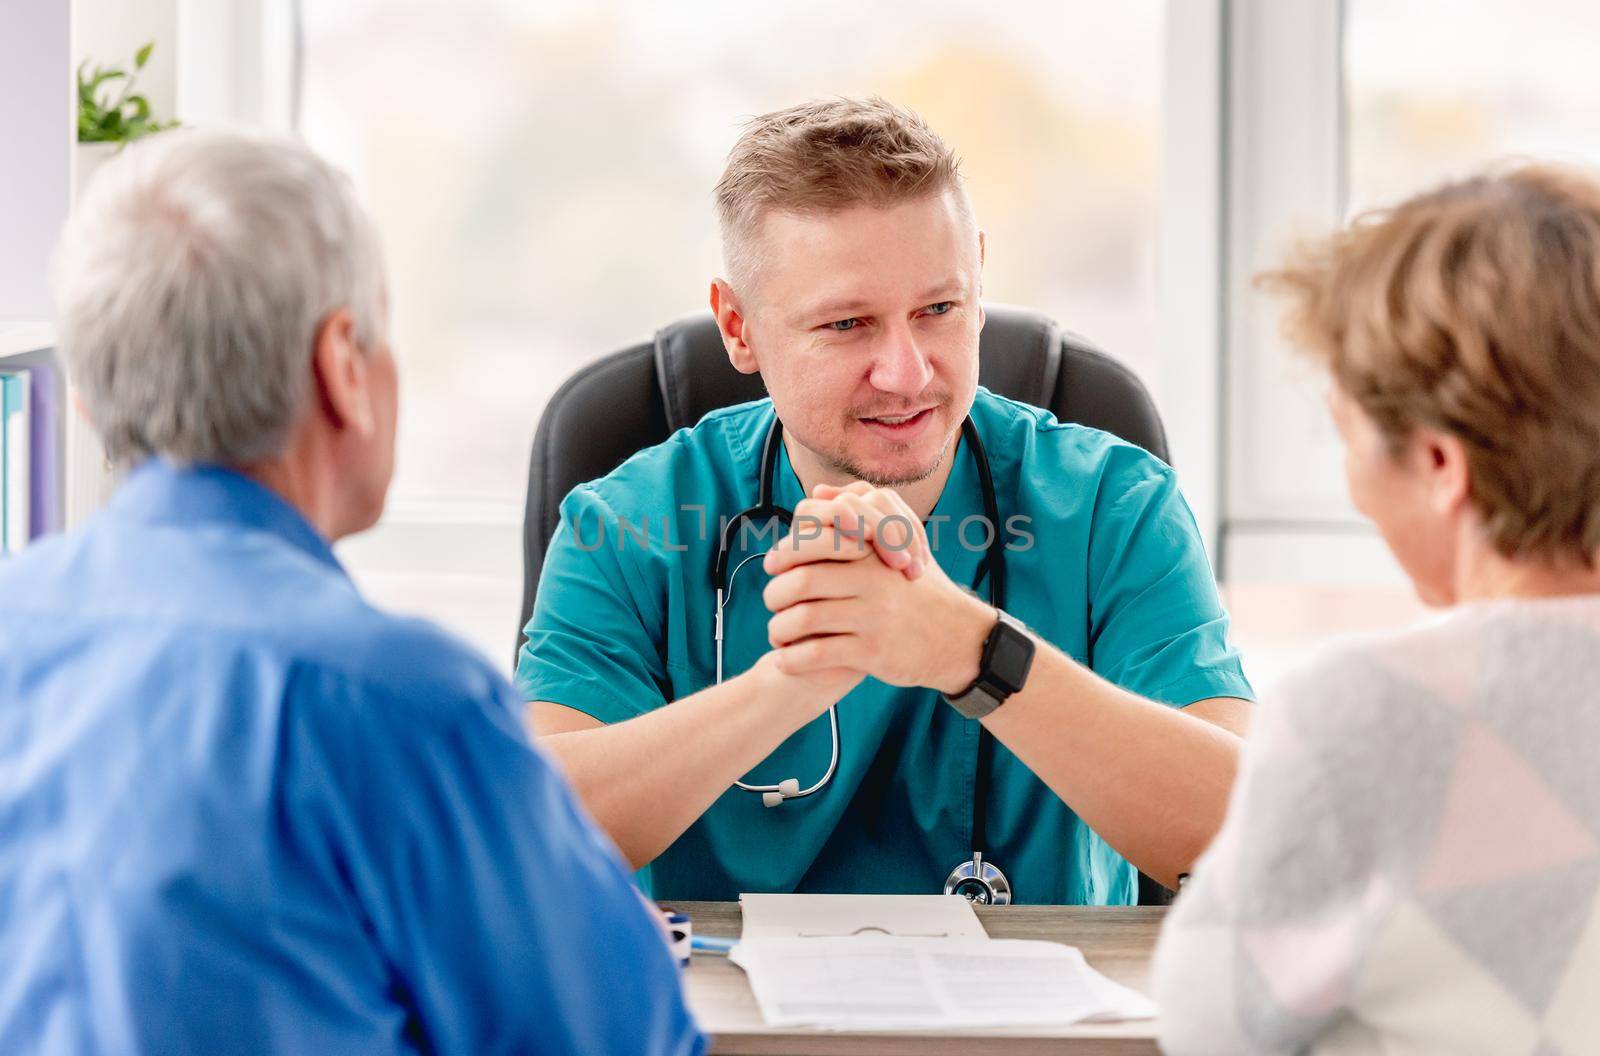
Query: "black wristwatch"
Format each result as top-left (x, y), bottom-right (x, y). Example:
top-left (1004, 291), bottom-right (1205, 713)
top-left (943, 609), bottom-right (1036, 719)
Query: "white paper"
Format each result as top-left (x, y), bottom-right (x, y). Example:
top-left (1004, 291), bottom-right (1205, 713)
top-left (738, 893), bottom-right (986, 940)
top-left (730, 936), bottom-right (1159, 1030)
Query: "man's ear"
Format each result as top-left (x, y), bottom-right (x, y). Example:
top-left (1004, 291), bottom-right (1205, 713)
top-left (310, 308), bottom-right (376, 436)
top-left (977, 230), bottom-right (987, 328)
top-left (710, 279), bottom-right (759, 375)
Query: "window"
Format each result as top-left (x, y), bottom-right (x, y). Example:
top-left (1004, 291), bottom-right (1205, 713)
top-left (1219, 1), bottom-right (1600, 685)
top-left (301, 1), bottom-right (1165, 662)
top-left (1347, 0), bottom-right (1600, 213)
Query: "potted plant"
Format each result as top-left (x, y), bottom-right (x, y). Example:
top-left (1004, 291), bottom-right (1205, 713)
top-left (75, 41), bottom-right (178, 198)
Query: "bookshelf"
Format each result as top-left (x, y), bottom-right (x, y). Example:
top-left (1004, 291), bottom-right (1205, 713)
top-left (1, 323), bottom-right (115, 542)
top-left (1, 2), bottom-right (188, 546)
top-left (0, 324), bottom-right (55, 362)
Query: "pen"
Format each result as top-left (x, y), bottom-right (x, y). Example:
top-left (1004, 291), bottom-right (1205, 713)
top-left (691, 935), bottom-right (738, 955)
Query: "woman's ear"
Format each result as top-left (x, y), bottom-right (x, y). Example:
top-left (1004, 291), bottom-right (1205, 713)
top-left (310, 308), bottom-right (375, 437)
top-left (1417, 426), bottom-right (1471, 516)
top-left (710, 279), bottom-right (759, 375)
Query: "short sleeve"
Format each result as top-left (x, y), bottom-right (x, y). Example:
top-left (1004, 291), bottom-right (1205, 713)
top-left (286, 656), bottom-right (705, 1056)
top-left (1085, 460), bottom-right (1253, 706)
top-left (514, 483), bottom-right (671, 722)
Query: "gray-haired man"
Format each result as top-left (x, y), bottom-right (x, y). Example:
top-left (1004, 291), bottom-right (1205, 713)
top-left (0, 129), bottom-right (703, 1056)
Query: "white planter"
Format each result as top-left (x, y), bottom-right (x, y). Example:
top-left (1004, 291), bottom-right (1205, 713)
top-left (73, 141), bottom-right (123, 203)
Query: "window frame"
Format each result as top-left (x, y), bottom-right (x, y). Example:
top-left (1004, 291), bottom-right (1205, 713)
top-left (196, 0), bottom-right (1415, 665)
top-left (1214, 0), bottom-right (1409, 586)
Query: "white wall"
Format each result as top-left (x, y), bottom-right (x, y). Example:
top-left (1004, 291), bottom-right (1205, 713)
top-left (73, 0), bottom-right (179, 125)
top-left (0, 0), bottom-right (182, 318)
top-left (3, 0), bottom-right (287, 322)
top-left (0, 1), bottom-right (71, 321)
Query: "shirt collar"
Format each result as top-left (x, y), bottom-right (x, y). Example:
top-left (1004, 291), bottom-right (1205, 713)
top-left (107, 459), bottom-right (345, 574)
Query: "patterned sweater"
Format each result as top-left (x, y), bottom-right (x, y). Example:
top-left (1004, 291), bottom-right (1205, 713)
top-left (1152, 596), bottom-right (1600, 1055)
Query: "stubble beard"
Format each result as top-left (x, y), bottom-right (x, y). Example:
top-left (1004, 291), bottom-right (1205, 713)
top-left (829, 417), bottom-right (960, 488)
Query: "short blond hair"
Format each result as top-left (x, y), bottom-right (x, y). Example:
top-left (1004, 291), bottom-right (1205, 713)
top-left (1262, 163), bottom-right (1600, 567)
top-left (714, 97), bottom-right (968, 286)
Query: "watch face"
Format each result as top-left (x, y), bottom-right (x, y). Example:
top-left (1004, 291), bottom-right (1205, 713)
top-left (989, 627), bottom-right (1033, 687)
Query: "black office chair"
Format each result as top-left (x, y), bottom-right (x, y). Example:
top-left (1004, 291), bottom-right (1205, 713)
top-left (518, 303), bottom-right (1175, 905)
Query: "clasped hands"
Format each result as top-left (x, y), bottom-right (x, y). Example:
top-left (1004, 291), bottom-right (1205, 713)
top-left (758, 481), bottom-right (995, 699)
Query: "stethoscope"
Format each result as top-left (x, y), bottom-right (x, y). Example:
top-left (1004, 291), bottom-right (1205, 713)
top-left (712, 413), bottom-right (1014, 904)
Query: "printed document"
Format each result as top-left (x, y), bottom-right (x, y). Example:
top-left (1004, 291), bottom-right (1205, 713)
top-left (739, 893), bottom-right (986, 940)
top-left (730, 935), bottom-right (1158, 1029)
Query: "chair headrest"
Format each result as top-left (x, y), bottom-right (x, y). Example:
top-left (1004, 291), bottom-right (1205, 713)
top-left (651, 305), bottom-right (1064, 434)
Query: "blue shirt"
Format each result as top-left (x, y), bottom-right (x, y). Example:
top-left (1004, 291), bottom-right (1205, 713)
top-left (516, 389), bottom-right (1253, 905)
top-left (0, 461), bottom-right (704, 1056)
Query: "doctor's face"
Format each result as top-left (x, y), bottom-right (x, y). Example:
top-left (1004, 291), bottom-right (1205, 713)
top-left (722, 190), bottom-right (984, 487)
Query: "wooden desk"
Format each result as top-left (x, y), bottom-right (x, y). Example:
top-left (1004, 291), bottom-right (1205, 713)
top-left (677, 901), bottom-right (1166, 1055)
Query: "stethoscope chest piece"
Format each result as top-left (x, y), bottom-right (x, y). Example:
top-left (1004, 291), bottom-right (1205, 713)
top-left (944, 851), bottom-right (1012, 906)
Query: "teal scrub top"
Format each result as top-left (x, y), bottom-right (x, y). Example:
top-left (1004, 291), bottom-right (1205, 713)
top-left (515, 388), bottom-right (1253, 905)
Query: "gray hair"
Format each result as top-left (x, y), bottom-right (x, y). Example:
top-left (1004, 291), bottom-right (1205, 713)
top-left (53, 127), bottom-right (387, 467)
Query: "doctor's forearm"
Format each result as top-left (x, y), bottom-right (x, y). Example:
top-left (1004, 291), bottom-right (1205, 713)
top-left (535, 660), bottom-right (837, 870)
top-left (980, 648), bottom-right (1243, 890)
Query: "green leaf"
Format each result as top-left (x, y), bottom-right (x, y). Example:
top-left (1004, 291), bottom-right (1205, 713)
top-left (74, 42), bottom-right (176, 144)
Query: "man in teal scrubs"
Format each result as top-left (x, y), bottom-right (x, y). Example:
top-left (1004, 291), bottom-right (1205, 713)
top-left (517, 98), bottom-right (1253, 905)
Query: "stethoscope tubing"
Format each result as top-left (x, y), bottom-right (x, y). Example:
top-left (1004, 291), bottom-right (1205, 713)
top-left (711, 413), bottom-right (1006, 812)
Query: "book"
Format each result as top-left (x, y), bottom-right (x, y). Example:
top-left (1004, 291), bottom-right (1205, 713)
top-left (1, 342), bottom-right (75, 543)
top-left (25, 360), bottom-right (62, 538)
top-left (1, 370), bottom-right (28, 553)
top-left (0, 373), bottom-right (7, 551)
